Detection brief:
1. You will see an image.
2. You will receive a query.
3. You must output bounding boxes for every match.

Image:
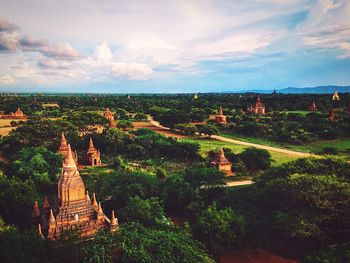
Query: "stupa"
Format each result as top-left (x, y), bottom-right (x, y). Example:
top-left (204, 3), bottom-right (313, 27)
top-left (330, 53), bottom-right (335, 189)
top-left (211, 148), bottom-right (235, 176)
top-left (33, 145), bottom-right (118, 239)
top-left (214, 107), bottom-right (227, 125)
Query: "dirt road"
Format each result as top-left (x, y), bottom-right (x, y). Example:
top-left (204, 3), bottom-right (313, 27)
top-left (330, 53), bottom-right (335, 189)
top-left (148, 117), bottom-right (319, 158)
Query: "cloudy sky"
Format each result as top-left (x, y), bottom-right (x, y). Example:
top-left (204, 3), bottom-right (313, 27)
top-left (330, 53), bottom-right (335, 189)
top-left (0, 0), bottom-right (349, 93)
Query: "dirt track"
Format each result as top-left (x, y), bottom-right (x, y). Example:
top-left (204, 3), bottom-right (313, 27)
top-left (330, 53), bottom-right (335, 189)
top-left (147, 118), bottom-right (319, 158)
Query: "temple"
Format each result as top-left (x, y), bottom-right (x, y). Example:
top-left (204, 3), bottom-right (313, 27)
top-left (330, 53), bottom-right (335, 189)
top-left (33, 144), bottom-right (118, 240)
top-left (332, 91), bottom-right (340, 101)
top-left (104, 108), bottom-right (114, 121)
top-left (329, 110), bottom-right (335, 122)
top-left (211, 148), bottom-right (235, 176)
top-left (86, 137), bottom-right (102, 166)
top-left (58, 133), bottom-right (78, 165)
top-left (309, 101), bottom-right (317, 111)
top-left (10, 107), bottom-right (26, 119)
top-left (247, 96), bottom-right (265, 115)
top-left (214, 107), bottom-right (227, 125)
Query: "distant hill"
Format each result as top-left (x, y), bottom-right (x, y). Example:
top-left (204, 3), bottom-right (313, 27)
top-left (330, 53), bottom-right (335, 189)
top-left (279, 86), bottom-right (350, 94)
top-left (236, 85), bottom-right (350, 94)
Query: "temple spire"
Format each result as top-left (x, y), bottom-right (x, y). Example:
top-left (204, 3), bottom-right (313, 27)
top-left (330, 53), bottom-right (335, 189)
top-left (218, 106), bottom-right (223, 115)
top-left (38, 224), bottom-right (44, 239)
top-left (32, 201), bottom-right (40, 218)
top-left (92, 193), bottom-right (98, 206)
top-left (60, 132), bottom-right (67, 147)
top-left (64, 144), bottom-right (77, 169)
top-left (86, 191), bottom-right (91, 202)
top-left (49, 209), bottom-right (55, 224)
top-left (219, 148), bottom-right (226, 160)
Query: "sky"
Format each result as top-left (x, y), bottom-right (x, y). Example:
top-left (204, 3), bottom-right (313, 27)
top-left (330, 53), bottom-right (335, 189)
top-left (0, 0), bottom-right (349, 93)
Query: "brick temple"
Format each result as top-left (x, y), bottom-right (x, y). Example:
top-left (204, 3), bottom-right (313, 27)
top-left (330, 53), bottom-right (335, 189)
top-left (247, 96), bottom-right (265, 115)
top-left (309, 101), bottom-right (317, 111)
top-left (86, 137), bottom-right (102, 166)
top-left (214, 106), bottom-right (227, 125)
top-left (211, 148), bottom-right (235, 176)
top-left (58, 133), bottom-right (78, 165)
top-left (33, 144), bottom-right (118, 240)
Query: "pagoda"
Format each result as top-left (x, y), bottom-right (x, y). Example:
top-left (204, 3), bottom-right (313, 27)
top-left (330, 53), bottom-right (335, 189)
top-left (309, 101), bottom-right (317, 111)
top-left (329, 110), bottom-right (335, 122)
top-left (104, 108), bottom-right (114, 121)
top-left (332, 91), bottom-right (340, 101)
top-left (10, 107), bottom-right (26, 119)
top-left (214, 107), bottom-right (227, 125)
top-left (247, 96), bottom-right (265, 115)
top-left (86, 137), bottom-right (102, 166)
top-left (33, 145), bottom-right (118, 240)
top-left (211, 148), bottom-right (235, 176)
top-left (58, 133), bottom-right (78, 165)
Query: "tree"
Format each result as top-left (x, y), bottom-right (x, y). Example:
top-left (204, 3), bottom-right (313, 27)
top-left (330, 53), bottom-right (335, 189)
top-left (0, 219), bottom-right (49, 263)
top-left (119, 197), bottom-right (169, 227)
top-left (117, 120), bottom-right (133, 131)
top-left (184, 166), bottom-right (225, 189)
top-left (193, 203), bottom-right (246, 255)
top-left (196, 124), bottom-right (219, 137)
top-left (239, 147), bottom-right (271, 170)
top-left (159, 109), bottom-right (190, 129)
top-left (10, 147), bottom-right (61, 189)
top-left (134, 113), bottom-right (147, 121)
top-left (0, 177), bottom-right (38, 228)
top-left (115, 223), bottom-right (214, 262)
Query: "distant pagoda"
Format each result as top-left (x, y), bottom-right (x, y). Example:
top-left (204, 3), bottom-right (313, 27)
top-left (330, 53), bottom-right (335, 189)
top-left (10, 107), bottom-right (26, 119)
top-left (211, 148), bottom-right (235, 176)
top-left (329, 110), bottom-right (335, 122)
top-left (33, 145), bottom-right (118, 240)
top-left (332, 91), bottom-right (340, 101)
top-left (247, 96), bottom-right (265, 115)
top-left (214, 107), bottom-right (227, 125)
top-left (309, 101), bottom-right (317, 111)
top-left (86, 137), bottom-right (102, 166)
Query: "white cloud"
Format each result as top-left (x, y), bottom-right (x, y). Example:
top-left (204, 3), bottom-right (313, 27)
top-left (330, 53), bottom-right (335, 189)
top-left (94, 42), bottom-right (113, 64)
top-left (111, 63), bottom-right (153, 80)
top-left (0, 74), bottom-right (15, 85)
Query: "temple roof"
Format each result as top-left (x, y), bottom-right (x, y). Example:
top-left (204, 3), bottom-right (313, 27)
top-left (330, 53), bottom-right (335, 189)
top-left (87, 137), bottom-right (98, 154)
top-left (63, 144), bottom-right (77, 169)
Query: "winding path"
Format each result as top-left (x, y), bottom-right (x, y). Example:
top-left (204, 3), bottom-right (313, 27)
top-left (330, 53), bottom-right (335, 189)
top-left (148, 117), bottom-right (319, 158)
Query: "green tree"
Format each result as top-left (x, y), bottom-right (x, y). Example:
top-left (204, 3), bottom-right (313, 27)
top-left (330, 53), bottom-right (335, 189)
top-left (193, 203), bottom-right (246, 255)
top-left (115, 223), bottom-right (214, 263)
top-left (119, 196), bottom-right (169, 227)
top-left (239, 147), bottom-right (271, 170)
top-left (11, 147), bottom-right (61, 187)
top-left (0, 177), bottom-right (38, 228)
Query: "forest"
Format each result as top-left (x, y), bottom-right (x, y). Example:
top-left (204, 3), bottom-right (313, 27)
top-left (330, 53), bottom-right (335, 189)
top-left (0, 93), bottom-right (349, 263)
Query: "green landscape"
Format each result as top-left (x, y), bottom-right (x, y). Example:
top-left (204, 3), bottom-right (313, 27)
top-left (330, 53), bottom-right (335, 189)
top-left (0, 93), bottom-right (349, 263)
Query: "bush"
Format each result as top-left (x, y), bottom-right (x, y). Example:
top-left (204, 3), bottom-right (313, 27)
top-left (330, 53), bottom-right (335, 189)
top-left (239, 147), bottom-right (271, 171)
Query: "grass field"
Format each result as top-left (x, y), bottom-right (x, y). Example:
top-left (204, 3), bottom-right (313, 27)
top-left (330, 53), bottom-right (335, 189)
top-left (221, 132), bottom-right (313, 152)
top-left (183, 137), bottom-right (300, 166)
top-left (0, 118), bottom-right (26, 136)
top-left (221, 132), bottom-right (350, 156)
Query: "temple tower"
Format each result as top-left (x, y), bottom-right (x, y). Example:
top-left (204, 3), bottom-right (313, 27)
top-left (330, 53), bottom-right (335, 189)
top-left (248, 96), bottom-right (265, 115)
top-left (329, 110), bottom-right (335, 122)
top-left (211, 148), bottom-right (235, 176)
top-left (58, 133), bottom-right (78, 165)
top-left (309, 101), bottom-right (317, 111)
top-left (33, 144), bottom-right (118, 239)
top-left (10, 107), bottom-right (26, 119)
top-left (86, 137), bottom-right (102, 166)
top-left (332, 91), bottom-right (340, 101)
top-left (214, 106), bottom-right (227, 125)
